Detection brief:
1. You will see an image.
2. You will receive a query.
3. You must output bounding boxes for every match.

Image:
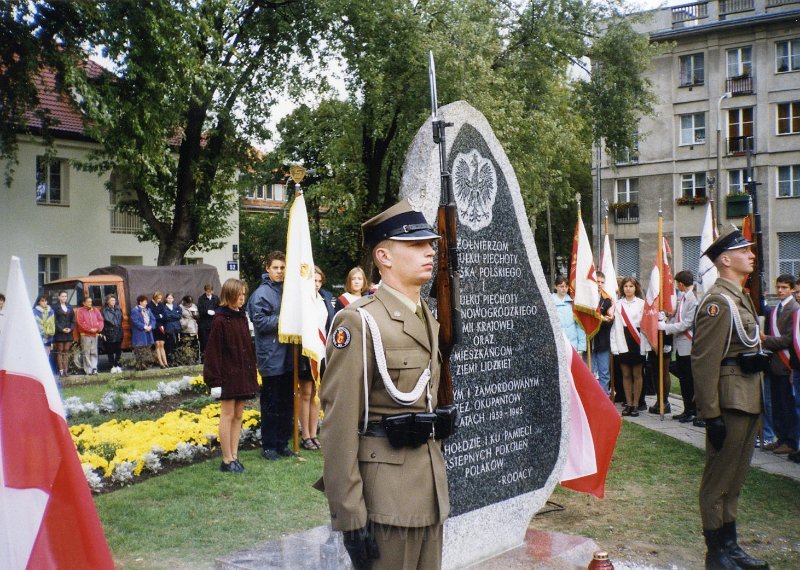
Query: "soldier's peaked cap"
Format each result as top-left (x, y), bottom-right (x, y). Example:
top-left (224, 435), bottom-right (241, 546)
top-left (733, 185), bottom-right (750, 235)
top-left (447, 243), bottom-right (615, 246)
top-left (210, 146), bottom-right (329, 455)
top-left (362, 198), bottom-right (440, 250)
top-left (702, 224), bottom-right (753, 262)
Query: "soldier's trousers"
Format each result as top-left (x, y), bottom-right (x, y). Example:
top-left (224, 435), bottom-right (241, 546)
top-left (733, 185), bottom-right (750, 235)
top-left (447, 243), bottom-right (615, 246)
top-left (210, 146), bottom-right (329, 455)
top-left (699, 409), bottom-right (759, 529)
top-left (371, 523), bottom-right (442, 570)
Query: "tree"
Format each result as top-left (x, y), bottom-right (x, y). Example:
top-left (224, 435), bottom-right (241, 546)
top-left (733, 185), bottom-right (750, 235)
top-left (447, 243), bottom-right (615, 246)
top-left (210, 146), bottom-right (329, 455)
top-left (267, 0), bottom-right (658, 275)
top-left (2, 0), bottom-right (321, 265)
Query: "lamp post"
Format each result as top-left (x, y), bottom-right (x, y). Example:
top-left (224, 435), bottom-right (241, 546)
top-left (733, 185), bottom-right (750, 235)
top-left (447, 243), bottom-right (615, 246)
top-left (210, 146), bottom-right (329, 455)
top-left (715, 91), bottom-right (732, 226)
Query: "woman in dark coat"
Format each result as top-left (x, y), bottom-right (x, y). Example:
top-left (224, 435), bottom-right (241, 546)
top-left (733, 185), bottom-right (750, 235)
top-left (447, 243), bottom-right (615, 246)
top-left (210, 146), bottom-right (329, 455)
top-left (203, 279), bottom-right (258, 473)
top-left (162, 292), bottom-right (182, 365)
top-left (101, 294), bottom-right (124, 372)
top-left (52, 290), bottom-right (75, 376)
top-left (131, 295), bottom-right (156, 370)
top-left (148, 291), bottom-right (169, 368)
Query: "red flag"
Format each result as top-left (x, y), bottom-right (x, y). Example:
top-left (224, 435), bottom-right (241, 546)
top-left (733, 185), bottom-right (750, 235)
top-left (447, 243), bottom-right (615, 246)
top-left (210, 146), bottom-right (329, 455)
top-left (641, 238), bottom-right (675, 348)
top-left (1, 257), bottom-right (114, 569)
top-left (569, 213), bottom-right (601, 339)
top-left (560, 339), bottom-right (621, 498)
top-left (740, 215), bottom-right (761, 312)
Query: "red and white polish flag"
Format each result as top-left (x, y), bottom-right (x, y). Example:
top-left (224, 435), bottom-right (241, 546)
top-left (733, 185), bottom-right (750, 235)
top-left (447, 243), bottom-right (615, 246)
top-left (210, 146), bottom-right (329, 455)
top-left (559, 335), bottom-right (622, 498)
top-left (0, 257), bottom-right (114, 569)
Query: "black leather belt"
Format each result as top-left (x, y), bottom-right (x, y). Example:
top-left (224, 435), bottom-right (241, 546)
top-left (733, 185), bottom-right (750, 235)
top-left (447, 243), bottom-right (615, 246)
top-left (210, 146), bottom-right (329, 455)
top-left (361, 421), bottom-right (387, 437)
top-left (721, 357), bottom-right (739, 367)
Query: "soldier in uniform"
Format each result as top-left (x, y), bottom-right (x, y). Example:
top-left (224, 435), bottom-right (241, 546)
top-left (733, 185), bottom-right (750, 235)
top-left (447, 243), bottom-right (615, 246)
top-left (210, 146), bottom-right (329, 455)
top-left (692, 227), bottom-right (769, 570)
top-left (318, 199), bottom-right (450, 570)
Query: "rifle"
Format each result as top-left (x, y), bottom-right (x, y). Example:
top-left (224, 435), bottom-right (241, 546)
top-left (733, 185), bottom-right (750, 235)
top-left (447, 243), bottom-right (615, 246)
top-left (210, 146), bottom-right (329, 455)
top-left (429, 51), bottom-right (463, 406)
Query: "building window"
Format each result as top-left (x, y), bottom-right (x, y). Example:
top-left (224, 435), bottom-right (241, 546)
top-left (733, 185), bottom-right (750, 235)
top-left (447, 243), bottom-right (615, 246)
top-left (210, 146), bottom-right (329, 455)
top-left (778, 232), bottom-right (800, 275)
top-left (776, 39), bottom-right (800, 73)
top-left (38, 255), bottom-right (65, 291)
top-left (727, 46), bottom-right (752, 78)
top-left (727, 108), bottom-right (754, 154)
top-left (679, 53), bottom-right (704, 86)
top-left (728, 169), bottom-right (749, 194)
top-left (681, 236), bottom-right (701, 278)
top-left (615, 178), bottom-right (639, 203)
top-left (616, 239), bottom-right (640, 279)
top-left (247, 185), bottom-right (266, 199)
top-left (266, 183), bottom-right (285, 201)
top-left (681, 173), bottom-right (707, 198)
top-left (778, 165), bottom-right (800, 198)
top-left (777, 102), bottom-right (800, 135)
top-left (615, 137), bottom-right (640, 165)
top-left (36, 157), bottom-right (67, 205)
top-left (680, 113), bottom-right (705, 145)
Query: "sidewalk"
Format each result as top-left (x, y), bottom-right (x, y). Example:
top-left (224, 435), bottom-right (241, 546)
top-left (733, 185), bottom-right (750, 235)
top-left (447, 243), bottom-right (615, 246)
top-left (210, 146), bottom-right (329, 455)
top-left (625, 393), bottom-right (800, 482)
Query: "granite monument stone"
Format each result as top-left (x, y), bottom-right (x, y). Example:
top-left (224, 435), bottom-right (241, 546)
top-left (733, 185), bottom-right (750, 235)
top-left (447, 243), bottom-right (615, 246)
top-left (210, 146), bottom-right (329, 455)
top-left (400, 101), bottom-right (570, 568)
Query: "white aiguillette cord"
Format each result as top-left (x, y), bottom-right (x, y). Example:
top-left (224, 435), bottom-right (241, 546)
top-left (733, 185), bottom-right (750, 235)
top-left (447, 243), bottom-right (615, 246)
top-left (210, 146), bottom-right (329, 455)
top-left (717, 295), bottom-right (761, 354)
top-left (357, 307), bottom-right (432, 434)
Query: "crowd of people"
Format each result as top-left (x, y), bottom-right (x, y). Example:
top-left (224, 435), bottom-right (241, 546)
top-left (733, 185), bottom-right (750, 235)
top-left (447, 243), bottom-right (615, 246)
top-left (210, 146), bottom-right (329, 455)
top-left (22, 287), bottom-right (211, 376)
top-left (554, 229), bottom-right (798, 568)
top-left (554, 265), bottom-right (800, 457)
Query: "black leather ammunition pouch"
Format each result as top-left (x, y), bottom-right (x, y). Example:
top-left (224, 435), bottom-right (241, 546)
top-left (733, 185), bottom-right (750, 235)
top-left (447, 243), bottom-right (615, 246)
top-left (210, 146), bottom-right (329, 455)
top-left (382, 413), bottom-right (427, 448)
top-left (434, 405), bottom-right (460, 440)
top-left (737, 351), bottom-right (772, 373)
top-left (381, 406), bottom-right (459, 448)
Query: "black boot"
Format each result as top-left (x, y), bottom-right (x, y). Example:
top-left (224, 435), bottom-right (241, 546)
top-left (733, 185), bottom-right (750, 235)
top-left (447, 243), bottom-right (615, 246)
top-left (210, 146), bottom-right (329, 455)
top-left (721, 521), bottom-right (769, 569)
top-left (704, 527), bottom-right (743, 569)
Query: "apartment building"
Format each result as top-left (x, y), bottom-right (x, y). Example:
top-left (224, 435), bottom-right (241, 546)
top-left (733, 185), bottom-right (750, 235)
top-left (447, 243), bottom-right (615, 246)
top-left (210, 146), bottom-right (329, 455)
top-left (594, 0), bottom-right (800, 287)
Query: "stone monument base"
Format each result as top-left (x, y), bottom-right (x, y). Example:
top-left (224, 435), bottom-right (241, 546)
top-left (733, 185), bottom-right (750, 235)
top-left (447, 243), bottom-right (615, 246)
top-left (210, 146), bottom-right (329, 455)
top-left (215, 526), bottom-right (597, 569)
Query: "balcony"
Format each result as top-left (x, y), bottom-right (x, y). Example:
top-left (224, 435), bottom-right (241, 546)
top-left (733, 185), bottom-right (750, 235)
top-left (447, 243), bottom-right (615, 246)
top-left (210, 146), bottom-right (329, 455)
top-left (612, 203), bottom-right (639, 224)
top-left (671, 2), bottom-right (708, 26)
top-left (726, 193), bottom-right (751, 218)
top-left (767, 0), bottom-right (800, 6)
top-left (111, 209), bottom-right (143, 234)
top-left (727, 135), bottom-right (755, 155)
top-left (726, 74), bottom-right (754, 96)
top-left (720, 0), bottom-right (754, 16)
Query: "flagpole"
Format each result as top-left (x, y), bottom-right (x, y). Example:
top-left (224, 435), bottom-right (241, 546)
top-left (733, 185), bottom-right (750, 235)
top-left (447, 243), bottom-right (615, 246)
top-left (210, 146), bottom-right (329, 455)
top-left (293, 344), bottom-right (300, 453)
top-left (574, 193), bottom-right (592, 373)
top-left (657, 200), bottom-right (665, 420)
top-left (604, 206), bottom-right (616, 403)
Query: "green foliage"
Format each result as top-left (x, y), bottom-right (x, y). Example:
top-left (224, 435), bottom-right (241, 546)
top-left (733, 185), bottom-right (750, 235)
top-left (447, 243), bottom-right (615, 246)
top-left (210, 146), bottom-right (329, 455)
top-left (3, 0), bottom-right (323, 265)
top-left (266, 0), bottom-right (657, 274)
top-left (577, 15), bottom-right (663, 164)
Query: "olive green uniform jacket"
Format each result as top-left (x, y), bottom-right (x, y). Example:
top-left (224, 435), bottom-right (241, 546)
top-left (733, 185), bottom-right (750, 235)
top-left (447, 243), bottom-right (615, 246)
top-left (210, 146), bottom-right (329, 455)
top-left (319, 286), bottom-right (449, 532)
top-left (692, 277), bottom-right (763, 419)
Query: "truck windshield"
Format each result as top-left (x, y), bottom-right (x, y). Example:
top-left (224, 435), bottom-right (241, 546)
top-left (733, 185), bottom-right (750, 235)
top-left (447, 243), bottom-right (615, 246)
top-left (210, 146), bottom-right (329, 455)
top-left (89, 284), bottom-right (119, 307)
top-left (43, 282), bottom-right (82, 307)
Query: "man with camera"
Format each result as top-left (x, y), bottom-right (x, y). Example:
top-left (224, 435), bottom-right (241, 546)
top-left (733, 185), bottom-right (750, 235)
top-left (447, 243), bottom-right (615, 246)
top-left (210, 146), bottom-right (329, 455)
top-left (318, 199), bottom-right (452, 570)
top-left (692, 226), bottom-right (769, 570)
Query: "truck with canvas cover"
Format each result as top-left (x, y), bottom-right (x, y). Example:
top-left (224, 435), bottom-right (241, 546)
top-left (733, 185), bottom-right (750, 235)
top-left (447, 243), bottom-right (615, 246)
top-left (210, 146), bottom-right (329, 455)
top-left (42, 264), bottom-right (222, 349)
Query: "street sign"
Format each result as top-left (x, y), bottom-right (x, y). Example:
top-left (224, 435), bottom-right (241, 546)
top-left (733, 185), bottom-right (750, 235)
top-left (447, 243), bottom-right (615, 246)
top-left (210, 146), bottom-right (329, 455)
top-left (227, 261), bottom-right (238, 271)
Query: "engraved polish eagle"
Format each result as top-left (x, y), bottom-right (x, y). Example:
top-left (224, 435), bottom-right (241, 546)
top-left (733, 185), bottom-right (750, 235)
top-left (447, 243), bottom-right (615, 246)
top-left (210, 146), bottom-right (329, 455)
top-left (453, 150), bottom-right (497, 231)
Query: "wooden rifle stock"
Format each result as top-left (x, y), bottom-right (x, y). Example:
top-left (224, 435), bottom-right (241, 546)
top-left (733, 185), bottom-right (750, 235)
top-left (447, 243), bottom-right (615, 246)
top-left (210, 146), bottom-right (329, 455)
top-left (435, 202), bottom-right (462, 406)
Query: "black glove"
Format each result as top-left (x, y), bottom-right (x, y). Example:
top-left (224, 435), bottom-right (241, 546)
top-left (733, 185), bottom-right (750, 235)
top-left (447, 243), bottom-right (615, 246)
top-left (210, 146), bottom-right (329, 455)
top-left (706, 416), bottom-right (726, 452)
top-left (342, 525), bottom-right (380, 570)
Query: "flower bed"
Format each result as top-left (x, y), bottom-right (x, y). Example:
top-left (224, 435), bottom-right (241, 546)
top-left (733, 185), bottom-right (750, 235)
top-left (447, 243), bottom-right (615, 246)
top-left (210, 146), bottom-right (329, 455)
top-left (71, 403), bottom-right (261, 492)
top-left (64, 375), bottom-right (209, 417)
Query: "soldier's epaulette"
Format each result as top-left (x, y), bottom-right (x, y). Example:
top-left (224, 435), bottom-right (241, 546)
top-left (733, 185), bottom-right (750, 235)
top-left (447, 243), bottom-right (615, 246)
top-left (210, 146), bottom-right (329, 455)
top-left (346, 295), bottom-right (376, 310)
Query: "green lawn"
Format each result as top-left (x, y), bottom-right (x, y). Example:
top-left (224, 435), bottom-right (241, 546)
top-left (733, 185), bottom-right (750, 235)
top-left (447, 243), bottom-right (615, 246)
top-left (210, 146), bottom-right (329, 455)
top-left (535, 422), bottom-right (800, 568)
top-left (96, 449), bottom-right (328, 569)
